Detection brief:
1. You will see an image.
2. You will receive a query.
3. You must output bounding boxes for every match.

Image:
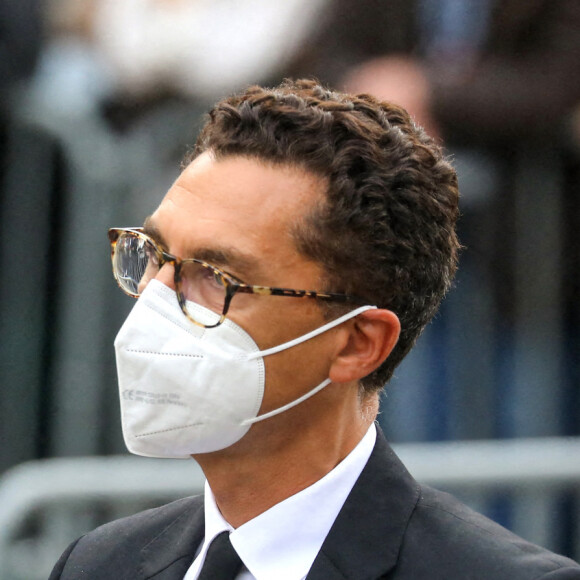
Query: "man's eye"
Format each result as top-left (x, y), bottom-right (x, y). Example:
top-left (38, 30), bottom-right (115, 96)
top-left (207, 270), bottom-right (226, 288)
top-left (185, 264), bottom-right (227, 291)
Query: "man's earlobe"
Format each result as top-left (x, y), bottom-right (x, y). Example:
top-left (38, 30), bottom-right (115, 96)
top-left (328, 309), bottom-right (400, 384)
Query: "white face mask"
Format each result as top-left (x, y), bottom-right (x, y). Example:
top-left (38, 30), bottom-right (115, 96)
top-left (114, 280), bottom-right (375, 458)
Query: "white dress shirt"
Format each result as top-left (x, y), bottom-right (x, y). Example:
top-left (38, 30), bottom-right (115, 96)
top-left (184, 423), bottom-right (377, 580)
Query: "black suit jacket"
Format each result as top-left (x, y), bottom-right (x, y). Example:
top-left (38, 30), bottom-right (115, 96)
top-left (50, 431), bottom-right (580, 579)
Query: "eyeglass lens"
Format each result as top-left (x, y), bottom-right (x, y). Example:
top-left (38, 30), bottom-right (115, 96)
top-left (113, 233), bottom-right (159, 296)
top-left (113, 231), bottom-right (228, 326)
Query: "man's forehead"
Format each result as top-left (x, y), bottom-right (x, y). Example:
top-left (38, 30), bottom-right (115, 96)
top-left (179, 152), bottom-right (327, 203)
top-left (169, 154), bottom-right (325, 226)
top-left (146, 153), bottom-right (327, 281)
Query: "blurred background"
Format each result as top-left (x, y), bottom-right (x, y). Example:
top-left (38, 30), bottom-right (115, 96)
top-left (0, 0), bottom-right (579, 577)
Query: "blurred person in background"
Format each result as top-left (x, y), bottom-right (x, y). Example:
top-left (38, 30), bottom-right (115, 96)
top-left (26, 0), bottom-right (330, 130)
top-left (289, 0), bottom-right (580, 149)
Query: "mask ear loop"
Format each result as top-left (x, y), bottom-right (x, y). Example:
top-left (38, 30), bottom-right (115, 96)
top-left (239, 305), bottom-right (376, 427)
top-left (241, 379), bottom-right (333, 426)
top-left (240, 305), bottom-right (376, 361)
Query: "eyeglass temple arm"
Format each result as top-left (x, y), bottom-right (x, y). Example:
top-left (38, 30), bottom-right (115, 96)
top-left (234, 284), bottom-right (366, 304)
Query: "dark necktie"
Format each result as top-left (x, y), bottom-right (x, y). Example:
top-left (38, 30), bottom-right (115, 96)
top-left (197, 531), bottom-right (244, 580)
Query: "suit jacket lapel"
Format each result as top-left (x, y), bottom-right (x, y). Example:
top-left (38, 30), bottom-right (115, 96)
top-left (140, 495), bottom-right (205, 579)
top-left (307, 428), bottom-right (421, 580)
top-left (135, 429), bottom-right (419, 580)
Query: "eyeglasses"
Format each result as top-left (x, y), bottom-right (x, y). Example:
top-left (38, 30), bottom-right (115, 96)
top-left (108, 227), bottom-right (366, 328)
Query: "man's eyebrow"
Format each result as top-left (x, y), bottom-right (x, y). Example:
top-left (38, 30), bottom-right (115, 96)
top-left (142, 216), bottom-right (168, 248)
top-left (188, 247), bottom-right (262, 282)
top-left (142, 216), bottom-right (261, 281)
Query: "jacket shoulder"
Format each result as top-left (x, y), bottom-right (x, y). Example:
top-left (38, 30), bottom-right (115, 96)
top-left (397, 485), bottom-right (580, 580)
top-left (49, 495), bottom-right (204, 580)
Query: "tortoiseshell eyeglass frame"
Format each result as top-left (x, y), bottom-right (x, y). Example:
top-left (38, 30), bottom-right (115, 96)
top-left (108, 227), bottom-right (367, 328)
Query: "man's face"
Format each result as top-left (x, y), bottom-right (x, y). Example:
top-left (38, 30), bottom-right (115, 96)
top-left (146, 152), bottom-right (343, 435)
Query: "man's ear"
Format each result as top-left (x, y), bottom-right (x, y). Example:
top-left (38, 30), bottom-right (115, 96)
top-left (328, 309), bottom-right (400, 384)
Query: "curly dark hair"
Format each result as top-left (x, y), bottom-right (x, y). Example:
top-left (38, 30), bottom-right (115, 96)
top-left (189, 79), bottom-right (460, 393)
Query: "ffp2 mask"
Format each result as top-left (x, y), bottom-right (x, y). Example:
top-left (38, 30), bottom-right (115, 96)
top-left (114, 279), bottom-right (375, 457)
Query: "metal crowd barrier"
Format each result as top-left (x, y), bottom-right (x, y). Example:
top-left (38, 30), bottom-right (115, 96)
top-left (0, 436), bottom-right (579, 580)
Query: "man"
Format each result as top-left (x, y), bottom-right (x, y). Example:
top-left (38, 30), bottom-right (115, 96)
top-left (50, 79), bottom-right (580, 579)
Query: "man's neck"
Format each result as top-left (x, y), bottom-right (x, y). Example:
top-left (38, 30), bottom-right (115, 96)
top-left (193, 390), bottom-right (378, 528)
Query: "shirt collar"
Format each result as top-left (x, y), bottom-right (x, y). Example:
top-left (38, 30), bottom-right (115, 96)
top-left (200, 423), bottom-right (377, 580)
